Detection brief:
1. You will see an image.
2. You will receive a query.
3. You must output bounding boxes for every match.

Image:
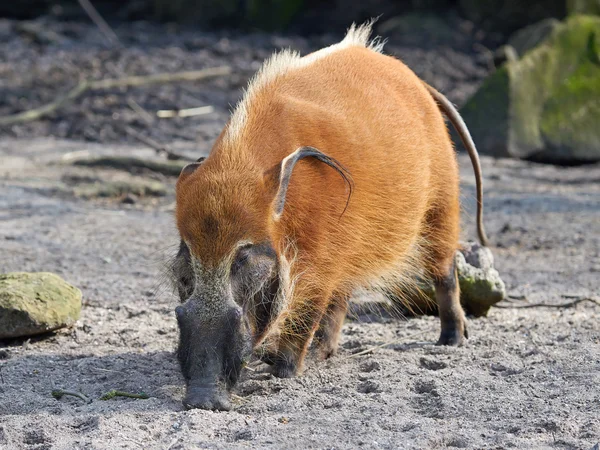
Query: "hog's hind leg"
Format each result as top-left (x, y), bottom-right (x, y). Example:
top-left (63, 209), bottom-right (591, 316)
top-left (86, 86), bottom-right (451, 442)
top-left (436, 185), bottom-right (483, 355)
top-left (433, 257), bottom-right (467, 345)
top-left (422, 180), bottom-right (467, 346)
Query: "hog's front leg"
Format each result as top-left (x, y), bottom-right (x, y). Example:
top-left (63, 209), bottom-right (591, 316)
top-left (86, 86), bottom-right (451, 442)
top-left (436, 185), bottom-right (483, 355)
top-left (270, 298), bottom-right (328, 378)
top-left (314, 296), bottom-right (349, 360)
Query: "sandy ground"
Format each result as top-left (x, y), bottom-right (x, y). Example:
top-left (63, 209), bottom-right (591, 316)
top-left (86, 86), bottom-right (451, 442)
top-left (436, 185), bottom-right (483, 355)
top-left (0, 136), bottom-right (599, 450)
top-left (0, 16), bottom-right (599, 450)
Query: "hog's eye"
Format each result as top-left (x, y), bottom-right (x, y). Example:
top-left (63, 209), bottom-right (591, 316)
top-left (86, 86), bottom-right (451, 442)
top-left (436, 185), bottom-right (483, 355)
top-left (231, 245), bottom-right (252, 276)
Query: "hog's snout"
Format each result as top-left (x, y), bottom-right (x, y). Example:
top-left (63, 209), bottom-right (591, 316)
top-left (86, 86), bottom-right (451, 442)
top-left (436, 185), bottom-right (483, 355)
top-left (176, 300), bottom-right (252, 411)
top-left (183, 385), bottom-right (232, 411)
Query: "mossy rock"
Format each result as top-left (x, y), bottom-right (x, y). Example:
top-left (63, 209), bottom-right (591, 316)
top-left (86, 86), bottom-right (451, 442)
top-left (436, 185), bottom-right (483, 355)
top-left (0, 272), bottom-right (82, 339)
top-left (461, 15), bottom-right (600, 164)
top-left (568, 0), bottom-right (600, 15)
top-left (508, 18), bottom-right (562, 57)
top-left (386, 242), bottom-right (506, 318)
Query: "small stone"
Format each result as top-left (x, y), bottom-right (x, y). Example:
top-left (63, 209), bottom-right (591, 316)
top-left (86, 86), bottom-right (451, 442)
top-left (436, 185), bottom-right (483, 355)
top-left (0, 272), bottom-right (82, 339)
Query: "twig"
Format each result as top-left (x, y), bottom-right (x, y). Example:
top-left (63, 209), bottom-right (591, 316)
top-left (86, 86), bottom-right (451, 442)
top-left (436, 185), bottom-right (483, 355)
top-left (0, 66), bottom-right (231, 126)
top-left (157, 106), bottom-right (214, 118)
top-left (0, 81), bottom-right (90, 127)
top-left (70, 155), bottom-right (187, 176)
top-left (495, 296), bottom-right (599, 309)
top-left (231, 393), bottom-right (249, 403)
top-left (346, 330), bottom-right (429, 359)
top-left (123, 125), bottom-right (193, 161)
top-left (77, 0), bottom-right (121, 47)
top-left (126, 98), bottom-right (155, 125)
top-left (51, 389), bottom-right (91, 403)
top-left (99, 390), bottom-right (149, 400)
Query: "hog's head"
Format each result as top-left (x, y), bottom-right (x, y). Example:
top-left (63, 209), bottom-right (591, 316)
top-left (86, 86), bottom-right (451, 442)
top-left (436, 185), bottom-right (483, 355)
top-left (172, 158), bottom-right (280, 411)
top-left (171, 147), bottom-right (351, 410)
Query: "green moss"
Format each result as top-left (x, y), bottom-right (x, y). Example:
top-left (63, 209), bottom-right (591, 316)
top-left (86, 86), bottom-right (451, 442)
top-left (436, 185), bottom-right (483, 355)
top-left (536, 16), bottom-right (600, 162)
top-left (462, 14), bottom-right (600, 163)
top-left (567, 0), bottom-right (600, 15)
top-left (459, 66), bottom-right (510, 157)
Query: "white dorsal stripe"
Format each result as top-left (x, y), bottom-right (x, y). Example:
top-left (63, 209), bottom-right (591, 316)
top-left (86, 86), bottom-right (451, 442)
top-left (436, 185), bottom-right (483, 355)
top-left (224, 21), bottom-right (385, 145)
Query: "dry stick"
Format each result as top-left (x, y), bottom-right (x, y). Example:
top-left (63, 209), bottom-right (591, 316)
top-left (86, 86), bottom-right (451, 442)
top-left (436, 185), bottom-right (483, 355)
top-left (494, 296), bottom-right (600, 309)
top-left (231, 393), bottom-right (249, 403)
top-left (157, 106), bottom-right (214, 118)
top-left (51, 389), bottom-right (91, 404)
top-left (126, 98), bottom-right (155, 125)
top-left (123, 125), bottom-right (193, 161)
top-left (77, 0), bottom-right (121, 47)
top-left (346, 329), bottom-right (429, 359)
top-left (0, 66), bottom-right (231, 127)
top-left (125, 98), bottom-right (196, 159)
top-left (99, 390), bottom-right (149, 400)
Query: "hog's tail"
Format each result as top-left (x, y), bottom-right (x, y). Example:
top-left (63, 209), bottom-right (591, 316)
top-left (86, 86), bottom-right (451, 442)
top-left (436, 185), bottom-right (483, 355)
top-left (424, 83), bottom-right (489, 247)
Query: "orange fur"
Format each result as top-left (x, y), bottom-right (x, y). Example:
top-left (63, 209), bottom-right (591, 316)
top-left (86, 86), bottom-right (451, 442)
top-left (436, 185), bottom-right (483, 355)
top-left (176, 26), bottom-right (485, 375)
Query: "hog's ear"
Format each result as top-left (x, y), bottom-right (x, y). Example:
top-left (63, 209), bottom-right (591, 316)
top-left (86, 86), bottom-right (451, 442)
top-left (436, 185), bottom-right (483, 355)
top-left (178, 157), bottom-right (206, 182)
top-left (264, 146), bottom-right (354, 221)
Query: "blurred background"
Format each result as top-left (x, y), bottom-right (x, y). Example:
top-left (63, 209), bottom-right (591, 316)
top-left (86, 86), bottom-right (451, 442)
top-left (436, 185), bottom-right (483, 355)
top-left (1, 0), bottom-right (598, 165)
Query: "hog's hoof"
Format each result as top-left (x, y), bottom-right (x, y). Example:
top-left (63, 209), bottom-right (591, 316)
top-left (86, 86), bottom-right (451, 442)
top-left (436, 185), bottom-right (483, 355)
top-left (437, 319), bottom-right (468, 346)
top-left (272, 363), bottom-right (296, 378)
top-left (183, 387), bottom-right (231, 411)
top-left (271, 357), bottom-right (298, 378)
top-left (436, 328), bottom-right (467, 346)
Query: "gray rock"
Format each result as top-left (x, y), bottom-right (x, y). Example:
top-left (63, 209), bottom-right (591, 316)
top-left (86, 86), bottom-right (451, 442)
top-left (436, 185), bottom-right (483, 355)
top-left (455, 243), bottom-right (506, 317)
top-left (0, 272), bottom-right (82, 339)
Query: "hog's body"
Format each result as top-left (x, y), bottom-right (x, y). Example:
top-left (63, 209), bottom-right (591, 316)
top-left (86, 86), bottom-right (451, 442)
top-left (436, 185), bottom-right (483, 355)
top-left (172, 23), bottom-right (487, 410)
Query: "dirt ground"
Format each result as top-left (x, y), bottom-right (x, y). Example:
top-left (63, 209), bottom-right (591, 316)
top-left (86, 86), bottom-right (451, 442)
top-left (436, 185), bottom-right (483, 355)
top-left (1, 17), bottom-right (600, 450)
